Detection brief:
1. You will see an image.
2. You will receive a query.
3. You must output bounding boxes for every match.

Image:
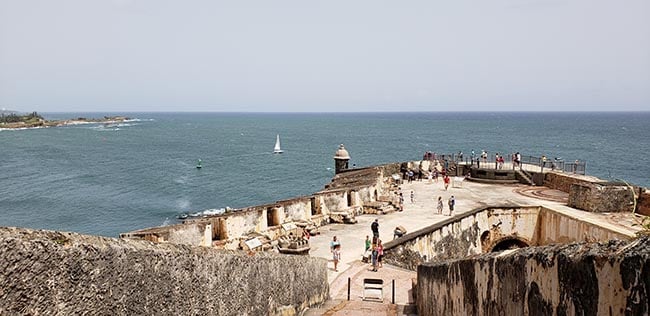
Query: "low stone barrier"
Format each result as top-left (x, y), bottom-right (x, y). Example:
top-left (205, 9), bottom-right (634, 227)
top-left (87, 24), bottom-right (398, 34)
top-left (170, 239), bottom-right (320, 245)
top-left (0, 227), bottom-right (328, 315)
top-left (417, 237), bottom-right (649, 316)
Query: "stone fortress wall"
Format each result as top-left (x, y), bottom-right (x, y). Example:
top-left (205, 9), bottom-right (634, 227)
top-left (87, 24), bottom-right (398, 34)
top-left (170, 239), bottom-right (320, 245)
top-left (416, 237), bottom-right (649, 316)
top-left (0, 227), bottom-right (328, 316)
top-left (382, 205), bottom-right (635, 271)
top-left (121, 162), bottom-right (405, 250)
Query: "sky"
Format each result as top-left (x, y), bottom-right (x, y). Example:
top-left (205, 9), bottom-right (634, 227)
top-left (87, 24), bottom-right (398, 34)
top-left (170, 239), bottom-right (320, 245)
top-left (0, 0), bottom-right (649, 112)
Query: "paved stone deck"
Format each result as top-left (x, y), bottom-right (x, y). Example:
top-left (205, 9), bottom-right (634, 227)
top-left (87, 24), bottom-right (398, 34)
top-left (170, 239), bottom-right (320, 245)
top-left (304, 177), bottom-right (640, 315)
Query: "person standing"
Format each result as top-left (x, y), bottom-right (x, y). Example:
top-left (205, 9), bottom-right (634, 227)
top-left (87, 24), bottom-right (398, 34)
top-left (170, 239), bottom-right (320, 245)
top-left (377, 239), bottom-right (384, 268)
top-left (437, 196), bottom-right (443, 214)
top-left (364, 235), bottom-right (371, 251)
top-left (443, 175), bottom-right (450, 190)
top-left (370, 243), bottom-right (379, 272)
top-left (410, 190), bottom-right (415, 203)
top-left (371, 219), bottom-right (379, 239)
top-left (448, 196), bottom-right (455, 216)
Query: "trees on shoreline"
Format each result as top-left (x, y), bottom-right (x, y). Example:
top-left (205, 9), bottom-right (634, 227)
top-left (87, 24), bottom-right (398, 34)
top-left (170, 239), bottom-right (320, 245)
top-left (0, 111), bottom-right (43, 124)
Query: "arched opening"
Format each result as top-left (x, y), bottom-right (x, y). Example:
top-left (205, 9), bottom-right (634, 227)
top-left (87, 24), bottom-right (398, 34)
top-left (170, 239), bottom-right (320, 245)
top-left (490, 237), bottom-right (530, 252)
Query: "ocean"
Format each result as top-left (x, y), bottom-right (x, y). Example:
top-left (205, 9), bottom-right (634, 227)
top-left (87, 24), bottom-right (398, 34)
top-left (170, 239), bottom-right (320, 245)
top-left (1, 112), bottom-right (648, 237)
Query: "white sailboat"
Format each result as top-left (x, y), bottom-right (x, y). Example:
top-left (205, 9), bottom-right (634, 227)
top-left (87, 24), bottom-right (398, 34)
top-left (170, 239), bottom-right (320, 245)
top-left (273, 134), bottom-right (284, 154)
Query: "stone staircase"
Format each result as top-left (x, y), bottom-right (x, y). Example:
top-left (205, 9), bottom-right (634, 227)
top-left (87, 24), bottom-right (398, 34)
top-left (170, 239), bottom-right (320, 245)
top-left (515, 169), bottom-right (535, 185)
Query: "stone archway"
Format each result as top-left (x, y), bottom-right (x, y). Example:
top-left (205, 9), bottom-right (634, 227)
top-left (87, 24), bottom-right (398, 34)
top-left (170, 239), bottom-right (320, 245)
top-left (489, 236), bottom-right (530, 252)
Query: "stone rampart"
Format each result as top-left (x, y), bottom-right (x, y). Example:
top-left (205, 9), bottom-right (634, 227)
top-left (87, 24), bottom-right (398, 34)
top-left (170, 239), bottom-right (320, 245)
top-left (382, 206), bottom-right (634, 271)
top-left (416, 237), bottom-right (649, 316)
top-left (568, 182), bottom-right (636, 213)
top-left (0, 227), bottom-right (328, 316)
top-left (123, 164), bottom-right (399, 249)
top-left (382, 206), bottom-right (542, 270)
top-left (544, 172), bottom-right (606, 193)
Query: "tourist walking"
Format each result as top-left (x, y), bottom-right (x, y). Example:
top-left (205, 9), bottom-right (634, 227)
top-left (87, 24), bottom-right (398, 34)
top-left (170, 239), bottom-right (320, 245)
top-left (410, 190), bottom-right (415, 203)
top-left (443, 175), bottom-right (450, 190)
top-left (330, 236), bottom-right (340, 252)
top-left (437, 196), bottom-right (443, 214)
top-left (448, 196), bottom-right (455, 216)
top-left (332, 244), bottom-right (341, 272)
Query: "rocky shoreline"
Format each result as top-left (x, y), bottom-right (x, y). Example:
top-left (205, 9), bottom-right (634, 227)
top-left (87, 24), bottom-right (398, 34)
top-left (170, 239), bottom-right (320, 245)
top-left (0, 115), bottom-right (130, 130)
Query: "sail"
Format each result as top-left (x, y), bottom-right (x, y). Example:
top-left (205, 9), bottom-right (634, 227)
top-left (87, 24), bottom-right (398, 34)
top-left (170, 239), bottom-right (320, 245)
top-left (273, 134), bottom-right (283, 153)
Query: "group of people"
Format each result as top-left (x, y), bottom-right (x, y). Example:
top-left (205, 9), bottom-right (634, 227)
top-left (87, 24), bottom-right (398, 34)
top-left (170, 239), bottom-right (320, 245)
top-left (436, 195), bottom-right (455, 216)
top-left (365, 219), bottom-right (383, 272)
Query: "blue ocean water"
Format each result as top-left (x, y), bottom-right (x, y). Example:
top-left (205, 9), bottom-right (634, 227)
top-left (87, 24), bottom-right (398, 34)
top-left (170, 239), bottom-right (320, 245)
top-left (1, 112), bottom-right (648, 237)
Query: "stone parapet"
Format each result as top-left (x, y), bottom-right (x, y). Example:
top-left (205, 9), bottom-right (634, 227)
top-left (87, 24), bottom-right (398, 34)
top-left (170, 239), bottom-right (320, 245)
top-left (0, 227), bottom-right (328, 316)
top-left (544, 172), bottom-right (606, 193)
top-left (416, 237), bottom-right (650, 316)
top-left (568, 182), bottom-right (636, 213)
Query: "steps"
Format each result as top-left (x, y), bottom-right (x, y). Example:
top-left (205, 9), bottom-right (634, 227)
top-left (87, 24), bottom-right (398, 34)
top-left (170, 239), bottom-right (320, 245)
top-left (515, 169), bottom-right (535, 185)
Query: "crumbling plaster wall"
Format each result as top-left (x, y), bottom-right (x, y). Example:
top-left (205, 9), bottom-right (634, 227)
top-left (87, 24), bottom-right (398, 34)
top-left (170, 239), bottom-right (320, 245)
top-left (417, 237), bottom-right (649, 316)
top-left (282, 199), bottom-right (311, 222)
top-left (168, 222), bottom-right (204, 245)
top-left (0, 227), bottom-right (329, 316)
top-left (383, 206), bottom-right (633, 271)
top-left (535, 208), bottom-right (632, 244)
top-left (383, 206), bottom-right (541, 270)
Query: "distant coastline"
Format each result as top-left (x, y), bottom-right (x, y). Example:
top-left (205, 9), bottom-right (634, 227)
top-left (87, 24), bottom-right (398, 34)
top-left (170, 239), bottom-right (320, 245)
top-left (0, 112), bottom-right (130, 130)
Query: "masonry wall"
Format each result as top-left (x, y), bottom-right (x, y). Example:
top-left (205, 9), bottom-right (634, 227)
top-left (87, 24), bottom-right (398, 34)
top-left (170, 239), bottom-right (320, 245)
top-left (544, 172), bottom-right (606, 193)
top-left (535, 208), bottom-right (632, 244)
top-left (568, 182), bottom-right (636, 213)
top-left (382, 206), bottom-right (633, 271)
top-left (382, 206), bottom-right (541, 270)
top-left (416, 237), bottom-right (650, 316)
top-left (0, 227), bottom-right (328, 316)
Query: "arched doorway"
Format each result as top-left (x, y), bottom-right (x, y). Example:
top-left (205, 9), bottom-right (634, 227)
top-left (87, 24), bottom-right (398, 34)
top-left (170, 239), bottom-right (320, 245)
top-left (490, 236), bottom-right (530, 252)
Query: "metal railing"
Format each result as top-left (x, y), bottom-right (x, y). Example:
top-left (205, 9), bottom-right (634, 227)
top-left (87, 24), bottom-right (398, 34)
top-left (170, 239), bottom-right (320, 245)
top-left (420, 151), bottom-right (586, 175)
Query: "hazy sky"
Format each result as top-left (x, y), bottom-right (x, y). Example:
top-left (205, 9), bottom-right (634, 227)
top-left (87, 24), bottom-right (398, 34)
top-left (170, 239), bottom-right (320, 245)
top-left (1, 0), bottom-right (648, 112)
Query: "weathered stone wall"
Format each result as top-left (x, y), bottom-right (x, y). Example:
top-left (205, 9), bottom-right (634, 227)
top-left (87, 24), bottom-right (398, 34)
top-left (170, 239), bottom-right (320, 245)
top-left (0, 227), bottom-right (328, 316)
top-left (382, 206), bottom-right (633, 271)
top-left (416, 237), bottom-right (650, 316)
top-left (535, 208), bottom-right (633, 244)
top-left (568, 182), bottom-right (636, 213)
top-left (544, 172), bottom-right (606, 193)
top-left (382, 206), bottom-right (542, 270)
